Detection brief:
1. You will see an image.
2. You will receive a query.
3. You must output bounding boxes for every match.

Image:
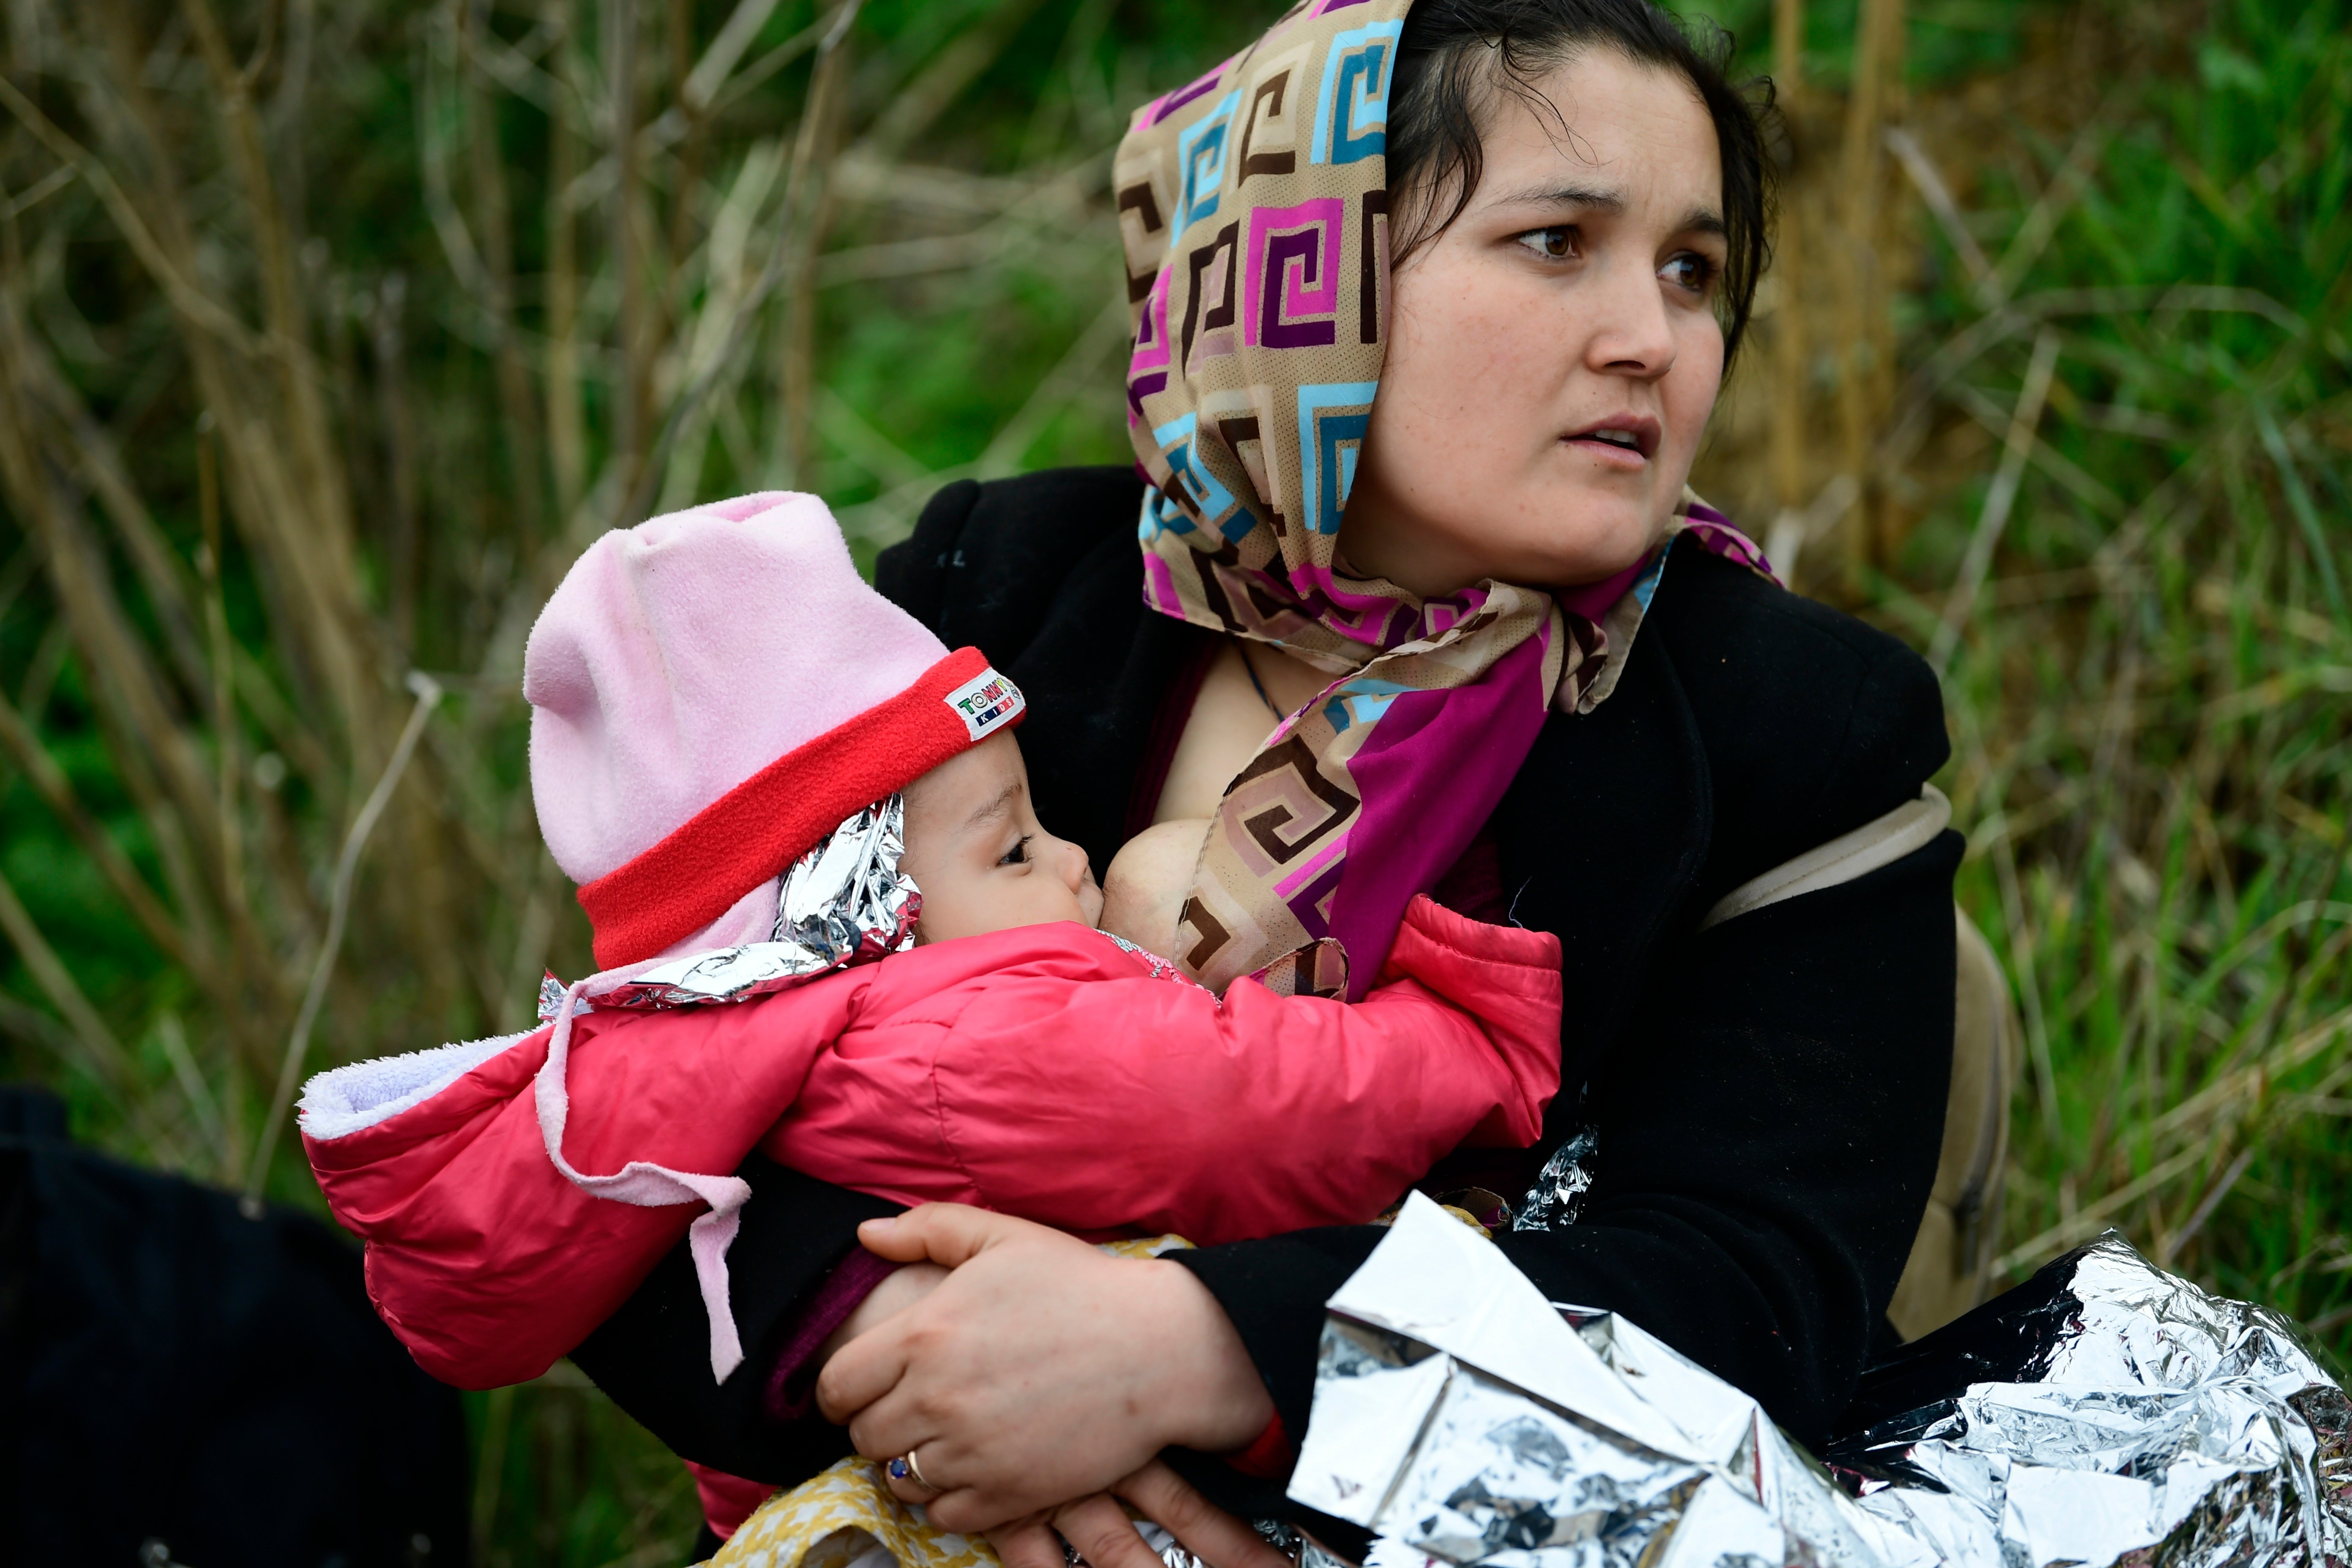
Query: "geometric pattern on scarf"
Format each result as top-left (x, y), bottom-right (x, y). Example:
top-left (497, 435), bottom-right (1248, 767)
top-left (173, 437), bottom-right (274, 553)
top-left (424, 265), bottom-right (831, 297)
top-left (1118, 0), bottom-right (1771, 998)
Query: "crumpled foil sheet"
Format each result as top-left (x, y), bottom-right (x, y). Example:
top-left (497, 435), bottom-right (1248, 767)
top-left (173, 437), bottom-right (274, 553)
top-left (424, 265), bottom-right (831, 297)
top-left (1512, 1125), bottom-right (1598, 1233)
top-left (543, 796), bottom-right (919, 1018)
top-left (1285, 1194), bottom-right (2350, 1568)
top-left (1825, 1230), bottom-right (2350, 1568)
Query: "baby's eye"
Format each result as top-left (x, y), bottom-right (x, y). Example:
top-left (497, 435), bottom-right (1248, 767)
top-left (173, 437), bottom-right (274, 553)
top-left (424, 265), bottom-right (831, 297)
top-left (1516, 226), bottom-right (1579, 260)
top-left (999, 835), bottom-right (1034, 867)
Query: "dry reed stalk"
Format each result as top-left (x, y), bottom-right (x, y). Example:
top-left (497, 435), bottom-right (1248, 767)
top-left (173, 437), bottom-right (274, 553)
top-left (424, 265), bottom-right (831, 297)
top-left (0, 282), bottom-right (226, 969)
top-left (0, 684), bottom-right (193, 974)
top-left (460, 0), bottom-right (547, 542)
top-left (246, 673), bottom-right (445, 1209)
top-left (167, 3), bottom-right (472, 1014)
top-left (368, 280), bottom-right (424, 649)
top-left (623, 1), bottom-right (860, 525)
top-left (653, 136), bottom-right (787, 513)
top-left (196, 422), bottom-right (247, 939)
top-left (0, 860), bottom-right (141, 1103)
top-left (546, 0), bottom-right (590, 528)
top-left (156, 1009), bottom-right (235, 1182)
top-left (667, 0), bottom-right (707, 265)
top-left (855, 0), bottom-right (1053, 169)
top-left (164, 0), bottom-right (378, 747)
top-left (1928, 327), bottom-right (2062, 674)
top-left (1830, 0), bottom-right (1905, 588)
top-left (1774, 0), bottom-right (1804, 95)
top-left (1765, 0), bottom-right (1810, 569)
top-left (777, 3), bottom-right (861, 487)
top-left (30, 364), bottom-right (213, 702)
top-left (608, 0), bottom-right (646, 489)
top-left (7, 0), bottom-right (489, 1088)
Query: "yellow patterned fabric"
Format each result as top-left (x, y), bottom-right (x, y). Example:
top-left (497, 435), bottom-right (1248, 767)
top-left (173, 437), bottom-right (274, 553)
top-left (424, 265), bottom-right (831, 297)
top-left (705, 1456), bottom-right (998, 1568)
top-left (706, 1237), bottom-right (1195, 1568)
top-left (702, 1218), bottom-right (1511, 1566)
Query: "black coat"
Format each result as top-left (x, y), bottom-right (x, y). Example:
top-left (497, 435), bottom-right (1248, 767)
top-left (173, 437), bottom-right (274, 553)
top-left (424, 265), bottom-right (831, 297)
top-left (573, 467), bottom-right (1960, 1517)
top-left (0, 1085), bottom-right (469, 1567)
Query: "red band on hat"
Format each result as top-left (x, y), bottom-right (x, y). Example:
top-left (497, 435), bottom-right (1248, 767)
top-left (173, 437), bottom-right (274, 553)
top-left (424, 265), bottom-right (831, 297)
top-left (577, 646), bottom-right (1022, 969)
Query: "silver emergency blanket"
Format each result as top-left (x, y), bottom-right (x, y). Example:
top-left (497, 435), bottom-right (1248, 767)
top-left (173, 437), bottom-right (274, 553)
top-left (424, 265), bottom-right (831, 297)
top-left (1286, 1193), bottom-right (2350, 1568)
top-left (539, 795), bottom-right (918, 1018)
top-left (1825, 1230), bottom-right (2350, 1568)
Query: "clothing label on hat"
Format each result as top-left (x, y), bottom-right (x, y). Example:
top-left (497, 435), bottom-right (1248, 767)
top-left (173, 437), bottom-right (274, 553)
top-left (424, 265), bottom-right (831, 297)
top-left (944, 667), bottom-right (1025, 742)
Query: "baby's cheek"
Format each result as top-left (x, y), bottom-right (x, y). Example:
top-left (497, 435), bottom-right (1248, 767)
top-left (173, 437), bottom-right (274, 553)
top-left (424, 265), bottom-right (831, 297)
top-left (910, 875), bottom-right (974, 944)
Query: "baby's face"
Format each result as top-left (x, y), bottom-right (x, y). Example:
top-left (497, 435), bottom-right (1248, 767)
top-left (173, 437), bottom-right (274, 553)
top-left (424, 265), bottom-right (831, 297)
top-left (899, 733), bottom-right (1103, 944)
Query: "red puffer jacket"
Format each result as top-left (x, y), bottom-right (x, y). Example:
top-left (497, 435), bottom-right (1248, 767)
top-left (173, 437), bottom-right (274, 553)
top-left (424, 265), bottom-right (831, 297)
top-left (302, 896), bottom-right (1560, 1390)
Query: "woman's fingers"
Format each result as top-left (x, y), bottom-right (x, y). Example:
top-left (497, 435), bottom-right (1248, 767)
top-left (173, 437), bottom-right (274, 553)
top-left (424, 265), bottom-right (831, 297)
top-left (815, 1309), bottom-right (917, 1424)
top-left (823, 1226), bottom-right (1268, 1530)
top-left (855, 1203), bottom-right (1052, 1267)
top-left (984, 1518), bottom-right (1068, 1568)
top-left (821, 1209), bottom-right (1040, 1423)
top-left (1049, 1494), bottom-right (1168, 1568)
top-left (879, 1448), bottom-right (944, 1507)
top-left (840, 1372), bottom-right (946, 1467)
top-left (969, 1467), bottom-right (1282, 1568)
top-left (1114, 1462), bottom-right (1290, 1568)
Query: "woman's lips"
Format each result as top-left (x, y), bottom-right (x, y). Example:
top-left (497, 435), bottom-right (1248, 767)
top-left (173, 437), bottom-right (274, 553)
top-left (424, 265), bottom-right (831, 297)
top-left (1561, 416), bottom-right (1661, 470)
top-left (1565, 434), bottom-right (1648, 470)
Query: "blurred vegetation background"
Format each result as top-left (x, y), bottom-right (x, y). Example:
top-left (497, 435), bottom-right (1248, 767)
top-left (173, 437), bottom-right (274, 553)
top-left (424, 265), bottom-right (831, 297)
top-left (0, 0), bottom-right (2343, 1560)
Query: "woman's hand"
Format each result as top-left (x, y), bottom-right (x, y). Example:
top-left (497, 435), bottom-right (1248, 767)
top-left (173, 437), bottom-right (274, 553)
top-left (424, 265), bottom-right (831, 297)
top-left (814, 1204), bottom-right (1275, 1535)
top-left (986, 1461), bottom-right (1289, 1568)
top-left (816, 1259), bottom-right (949, 1364)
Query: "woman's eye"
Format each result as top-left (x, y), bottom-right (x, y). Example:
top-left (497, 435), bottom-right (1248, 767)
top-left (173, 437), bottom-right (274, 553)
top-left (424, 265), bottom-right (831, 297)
top-left (1516, 226), bottom-right (1578, 260)
top-left (1661, 253), bottom-right (1717, 294)
top-left (999, 835), bottom-right (1033, 867)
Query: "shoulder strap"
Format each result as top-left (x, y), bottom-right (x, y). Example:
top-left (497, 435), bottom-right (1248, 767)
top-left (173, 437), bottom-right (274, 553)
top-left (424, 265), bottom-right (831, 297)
top-left (1699, 785), bottom-right (1952, 932)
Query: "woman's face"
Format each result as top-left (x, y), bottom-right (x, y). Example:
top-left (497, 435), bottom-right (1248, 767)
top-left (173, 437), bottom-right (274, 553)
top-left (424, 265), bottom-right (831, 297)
top-left (1342, 48), bottom-right (1729, 597)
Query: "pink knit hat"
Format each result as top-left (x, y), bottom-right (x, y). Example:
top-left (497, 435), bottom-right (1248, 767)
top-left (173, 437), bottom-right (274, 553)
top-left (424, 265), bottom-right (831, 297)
top-left (525, 492), bottom-right (1024, 969)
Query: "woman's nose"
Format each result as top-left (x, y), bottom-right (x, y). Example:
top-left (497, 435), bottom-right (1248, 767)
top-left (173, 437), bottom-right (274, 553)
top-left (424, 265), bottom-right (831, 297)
top-left (1580, 256), bottom-right (1678, 380)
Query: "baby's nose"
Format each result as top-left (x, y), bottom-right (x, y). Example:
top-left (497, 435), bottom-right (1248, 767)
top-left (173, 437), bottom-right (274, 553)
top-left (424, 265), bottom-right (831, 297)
top-left (1054, 836), bottom-right (1090, 891)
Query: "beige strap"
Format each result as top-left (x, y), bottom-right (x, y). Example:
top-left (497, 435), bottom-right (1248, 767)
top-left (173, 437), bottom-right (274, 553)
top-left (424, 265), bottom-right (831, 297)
top-left (1699, 784), bottom-right (1953, 932)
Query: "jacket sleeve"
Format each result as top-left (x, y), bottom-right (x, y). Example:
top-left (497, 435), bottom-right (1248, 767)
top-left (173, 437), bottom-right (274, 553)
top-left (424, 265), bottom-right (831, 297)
top-left (1168, 834), bottom-right (1960, 1519)
top-left (304, 979), bottom-right (863, 1392)
top-left (569, 1152), bottom-right (903, 1482)
top-left (768, 899), bottom-right (1563, 1246)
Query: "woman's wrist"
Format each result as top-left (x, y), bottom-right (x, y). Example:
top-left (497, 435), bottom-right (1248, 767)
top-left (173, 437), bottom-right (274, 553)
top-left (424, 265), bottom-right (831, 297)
top-left (1142, 1258), bottom-right (1275, 1453)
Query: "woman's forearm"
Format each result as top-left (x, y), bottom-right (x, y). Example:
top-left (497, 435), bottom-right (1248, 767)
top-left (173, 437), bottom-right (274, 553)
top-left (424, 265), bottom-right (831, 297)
top-left (568, 1154), bottom-right (902, 1479)
top-left (1170, 837), bottom-right (1964, 1454)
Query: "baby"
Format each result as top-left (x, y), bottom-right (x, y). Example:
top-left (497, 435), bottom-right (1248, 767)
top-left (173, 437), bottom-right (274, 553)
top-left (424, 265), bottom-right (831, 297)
top-left (890, 716), bottom-right (1176, 953)
top-left (299, 494), bottom-right (1562, 1408)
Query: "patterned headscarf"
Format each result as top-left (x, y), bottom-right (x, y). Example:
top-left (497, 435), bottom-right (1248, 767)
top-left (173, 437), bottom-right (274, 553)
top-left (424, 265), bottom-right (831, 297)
top-left (1117, 0), bottom-right (1770, 999)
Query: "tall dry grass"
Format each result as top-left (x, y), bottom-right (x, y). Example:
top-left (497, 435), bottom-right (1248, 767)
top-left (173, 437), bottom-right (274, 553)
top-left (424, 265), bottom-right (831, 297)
top-left (1693, 0), bottom-right (2350, 1337)
top-left (1, 0), bottom-right (2345, 1560)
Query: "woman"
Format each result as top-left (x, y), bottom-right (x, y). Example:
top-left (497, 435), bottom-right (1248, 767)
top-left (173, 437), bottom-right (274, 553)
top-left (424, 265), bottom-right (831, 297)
top-left (574, 0), bottom-right (1959, 1560)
